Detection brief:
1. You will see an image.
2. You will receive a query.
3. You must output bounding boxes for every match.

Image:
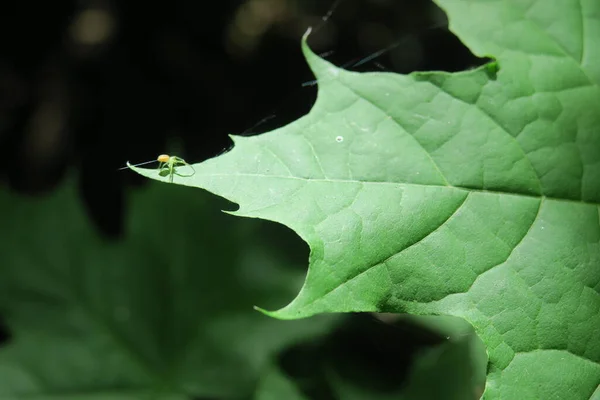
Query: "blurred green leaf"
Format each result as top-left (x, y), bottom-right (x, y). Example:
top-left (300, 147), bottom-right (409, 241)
top-left (0, 180), bottom-right (336, 398)
top-left (255, 315), bottom-right (485, 400)
top-left (255, 365), bottom-right (308, 400)
top-left (132, 0), bottom-right (600, 398)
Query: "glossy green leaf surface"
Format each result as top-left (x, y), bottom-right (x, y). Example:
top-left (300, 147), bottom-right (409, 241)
top-left (131, 0), bottom-right (600, 398)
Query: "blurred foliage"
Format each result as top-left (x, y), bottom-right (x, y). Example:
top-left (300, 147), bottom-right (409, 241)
top-left (257, 315), bottom-right (486, 400)
top-left (0, 178), bottom-right (483, 398)
top-left (0, 177), bottom-right (338, 397)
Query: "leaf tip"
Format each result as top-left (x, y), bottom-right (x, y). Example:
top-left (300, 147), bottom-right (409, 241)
top-left (253, 305), bottom-right (277, 318)
top-left (128, 163), bottom-right (165, 184)
top-left (254, 305), bottom-right (302, 320)
top-left (222, 207), bottom-right (242, 217)
top-left (300, 26), bottom-right (340, 85)
top-left (118, 161), bottom-right (133, 171)
top-left (484, 59), bottom-right (500, 78)
top-left (302, 26), bottom-right (312, 41)
top-left (300, 27), bottom-right (314, 60)
top-left (254, 304), bottom-right (312, 320)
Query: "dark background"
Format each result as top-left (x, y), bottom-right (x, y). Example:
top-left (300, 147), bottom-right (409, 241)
top-left (0, 0), bottom-right (483, 396)
top-left (0, 0), bottom-right (481, 236)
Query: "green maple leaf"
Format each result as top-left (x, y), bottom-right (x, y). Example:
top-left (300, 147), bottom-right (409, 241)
top-left (0, 180), bottom-right (335, 399)
top-left (131, 0), bottom-right (600, 398)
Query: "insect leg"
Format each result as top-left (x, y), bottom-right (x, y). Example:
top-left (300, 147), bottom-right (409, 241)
top-left (174, 163), bottom-right (195, 177)
top-left (169, 163), bottom-right (176, 183)
top-left (172, 157), bottom-right (195, 177)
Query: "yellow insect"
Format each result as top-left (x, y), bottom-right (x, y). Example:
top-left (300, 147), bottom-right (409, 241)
top-left (120, 154), bottom-right (195, 183)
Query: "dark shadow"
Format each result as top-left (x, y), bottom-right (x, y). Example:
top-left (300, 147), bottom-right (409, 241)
top-left (0, 0), bottom-right (487, 240)
top-left (278, 313), bottom-right (448, 399)
top-left (0, 315), bottom-right (11, 346)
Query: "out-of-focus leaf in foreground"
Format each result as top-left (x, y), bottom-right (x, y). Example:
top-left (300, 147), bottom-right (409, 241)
top-left (132, 0), bottom-right (600, 397)
top-left (255, 314), bottom-right (487, 400)
top-left (0, 180), bottom-right (335, 399)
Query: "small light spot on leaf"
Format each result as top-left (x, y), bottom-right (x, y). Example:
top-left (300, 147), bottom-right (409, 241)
top-left (336, 136), bottom-right (344, 142)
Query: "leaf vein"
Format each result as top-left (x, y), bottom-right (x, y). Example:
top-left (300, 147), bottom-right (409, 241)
top-left (339, 84), bottom-right (452, 186)
top-left (422, 79), bottom-right (545, 194)
top-left (300, 192), bottom-right (470, 309)
top-left (196, 172), bottom-right (600, 206)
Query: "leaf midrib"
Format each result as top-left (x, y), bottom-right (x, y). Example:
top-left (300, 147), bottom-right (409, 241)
top-left (194, 172), bottom-right (599, 206)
